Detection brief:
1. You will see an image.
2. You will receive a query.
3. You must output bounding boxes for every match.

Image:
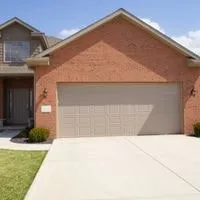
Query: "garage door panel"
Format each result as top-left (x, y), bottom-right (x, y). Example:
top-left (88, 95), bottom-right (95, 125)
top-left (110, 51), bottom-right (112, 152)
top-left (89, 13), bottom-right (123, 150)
top-left (93, 105), bottom-right (106, 114)
top-left (61, 107), bottom-right (76, 116)
top-left (61, 117), bottom-right (76, 127)
top-left (78, 128), bottom-right (91, 137)
top-left (109, 105), bottom-right (120, 113)
top-left (109, 126), bottom-right (122, 136)
top-left (78, 117), bottom-right (90, 127)
top-left (79, 106), bottom-right (90, 114)
top-left (94, 127), bottom-right (107, 137)
top-left (93, 116), bottom-right (106, 126)
top-left (58, 84), bottom-right (181, 137)
top-left (109, 115), bottom-right (121, 123)
top-left (93, 116), bottom-right (107, 136)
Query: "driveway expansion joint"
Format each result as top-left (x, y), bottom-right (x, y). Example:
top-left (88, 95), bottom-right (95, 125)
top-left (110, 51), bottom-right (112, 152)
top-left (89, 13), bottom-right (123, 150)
top-left (125, 137), bottom-right (200, 193)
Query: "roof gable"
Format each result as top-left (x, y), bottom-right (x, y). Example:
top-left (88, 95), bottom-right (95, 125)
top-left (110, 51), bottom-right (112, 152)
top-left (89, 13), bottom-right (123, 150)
top-left (35, 8), bottom-right (200, 60)
top-left (0, 17), bottom-right (40, 32)
top-left (0, 17), bottom-right (49, 49)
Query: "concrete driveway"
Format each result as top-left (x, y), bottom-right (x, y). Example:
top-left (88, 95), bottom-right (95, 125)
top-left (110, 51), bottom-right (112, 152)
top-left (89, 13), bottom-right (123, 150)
top-left (26, 135), bottom-right (200, 200)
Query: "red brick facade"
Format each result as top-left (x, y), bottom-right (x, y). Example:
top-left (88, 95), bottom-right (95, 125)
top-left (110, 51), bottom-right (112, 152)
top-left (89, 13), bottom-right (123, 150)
top-left (35, 17), bottom-right (200, 137)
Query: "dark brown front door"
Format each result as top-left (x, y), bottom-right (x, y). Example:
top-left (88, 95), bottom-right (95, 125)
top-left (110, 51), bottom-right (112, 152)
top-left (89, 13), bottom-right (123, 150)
top-left (12, 88), bottom-right (29, 124)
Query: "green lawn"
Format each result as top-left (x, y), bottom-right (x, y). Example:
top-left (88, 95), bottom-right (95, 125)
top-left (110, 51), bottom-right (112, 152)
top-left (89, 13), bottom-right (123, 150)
top-left (0, 149), bottom-right (47, 200)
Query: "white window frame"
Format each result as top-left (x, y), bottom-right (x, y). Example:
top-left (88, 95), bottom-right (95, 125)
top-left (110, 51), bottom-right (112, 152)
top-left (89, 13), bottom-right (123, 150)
top-left (3, 41), bottom-right (30, 63)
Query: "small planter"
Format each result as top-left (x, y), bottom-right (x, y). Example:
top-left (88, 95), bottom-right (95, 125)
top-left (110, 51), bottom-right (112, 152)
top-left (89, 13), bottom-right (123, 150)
top-left (11, 127), bottom-right (52, 144)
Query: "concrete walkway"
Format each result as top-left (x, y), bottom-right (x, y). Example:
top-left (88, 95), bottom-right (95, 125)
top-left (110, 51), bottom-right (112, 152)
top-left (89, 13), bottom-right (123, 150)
top-left (0, 130), bottom-right (51, 151)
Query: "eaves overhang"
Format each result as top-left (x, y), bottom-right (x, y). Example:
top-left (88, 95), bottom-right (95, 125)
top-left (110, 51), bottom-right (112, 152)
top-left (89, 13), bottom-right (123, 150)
top-left (26, 57), bottom-right (49, 67)
top-left (188, 59), bottom-right (200, 67)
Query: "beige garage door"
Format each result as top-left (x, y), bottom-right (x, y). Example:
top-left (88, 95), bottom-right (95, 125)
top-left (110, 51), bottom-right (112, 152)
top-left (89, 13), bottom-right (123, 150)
top-left (57, 83), bottom-right (181, 137)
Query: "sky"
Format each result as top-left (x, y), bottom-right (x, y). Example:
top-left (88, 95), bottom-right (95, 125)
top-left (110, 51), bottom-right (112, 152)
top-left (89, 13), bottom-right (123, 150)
top-left (1, 0), bottom-right (200, 54)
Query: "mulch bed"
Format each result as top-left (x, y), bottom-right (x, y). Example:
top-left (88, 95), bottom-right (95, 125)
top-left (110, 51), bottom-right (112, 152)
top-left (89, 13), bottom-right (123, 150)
top-left (11, 137), bottom-right (53, 144)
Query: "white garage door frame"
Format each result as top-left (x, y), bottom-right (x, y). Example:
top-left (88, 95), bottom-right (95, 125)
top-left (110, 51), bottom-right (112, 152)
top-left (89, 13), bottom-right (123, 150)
top-left (56, 83), bottom-right (184, 138)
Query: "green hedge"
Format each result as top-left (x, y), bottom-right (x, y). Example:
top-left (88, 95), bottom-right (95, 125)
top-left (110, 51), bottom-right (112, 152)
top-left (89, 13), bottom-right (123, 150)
top-left (29, 128), bottom-right (50, 143)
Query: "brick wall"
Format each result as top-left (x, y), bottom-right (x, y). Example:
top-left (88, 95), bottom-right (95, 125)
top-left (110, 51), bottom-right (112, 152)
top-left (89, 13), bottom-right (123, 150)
top-left (35, 16), bottom-right (200, 137)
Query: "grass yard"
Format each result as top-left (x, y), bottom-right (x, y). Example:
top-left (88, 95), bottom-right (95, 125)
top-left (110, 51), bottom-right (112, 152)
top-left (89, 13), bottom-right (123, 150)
top-left (0, 149), bottom-right (46, 200)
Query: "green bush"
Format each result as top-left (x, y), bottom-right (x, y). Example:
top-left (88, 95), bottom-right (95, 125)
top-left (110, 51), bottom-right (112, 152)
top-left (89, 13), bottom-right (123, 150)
top-left (29, 128), bottom-right (50, 143)
top-left (193, 122), bottom-right (200, 137)
top-left (15, 127), bottom-right (30, 138)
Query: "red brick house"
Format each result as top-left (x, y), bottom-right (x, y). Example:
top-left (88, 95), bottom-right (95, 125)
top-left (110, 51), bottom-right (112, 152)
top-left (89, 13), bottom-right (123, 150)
top-left (1, 8), bottom-right (200, 138)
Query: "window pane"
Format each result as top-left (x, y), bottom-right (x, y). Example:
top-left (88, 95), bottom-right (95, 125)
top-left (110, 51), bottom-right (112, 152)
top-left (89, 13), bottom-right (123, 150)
top-left (4, 41), bottom-right (30, 62)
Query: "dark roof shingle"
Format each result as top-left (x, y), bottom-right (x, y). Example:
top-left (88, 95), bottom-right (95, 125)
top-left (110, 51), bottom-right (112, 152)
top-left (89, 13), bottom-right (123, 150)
top-left (46, 36), bottom-right (62, 47)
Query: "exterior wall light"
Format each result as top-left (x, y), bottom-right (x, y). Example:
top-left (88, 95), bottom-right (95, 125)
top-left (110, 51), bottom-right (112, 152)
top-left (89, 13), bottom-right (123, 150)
top-left (190, 87), bottom-right (197, 97)
top-left (43, 88), bottom-right (48, 98)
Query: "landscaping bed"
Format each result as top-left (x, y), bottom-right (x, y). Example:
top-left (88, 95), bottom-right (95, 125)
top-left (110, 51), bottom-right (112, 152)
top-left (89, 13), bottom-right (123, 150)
top-left (11, 127), bottom-right (53, 144)
top-left (11, 137), bottom-right (53, 144)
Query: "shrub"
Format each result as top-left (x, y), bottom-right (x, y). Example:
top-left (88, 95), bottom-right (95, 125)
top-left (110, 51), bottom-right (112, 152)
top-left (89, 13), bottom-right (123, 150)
top-left (15, 127), bottom-right (30, 138)
top-left (29, 128), bottom-right (50, 143)
top-left (193, 122), bottom-right (200, 137)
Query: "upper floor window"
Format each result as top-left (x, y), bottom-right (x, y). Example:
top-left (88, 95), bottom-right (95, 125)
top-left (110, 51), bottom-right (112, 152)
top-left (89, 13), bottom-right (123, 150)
top-left (4, 41), bottom-right (30, 63)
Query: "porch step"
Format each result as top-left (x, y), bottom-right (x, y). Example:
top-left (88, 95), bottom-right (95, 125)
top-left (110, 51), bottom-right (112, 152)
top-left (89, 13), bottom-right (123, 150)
top-left (0, 126), bottom-right (25, 131)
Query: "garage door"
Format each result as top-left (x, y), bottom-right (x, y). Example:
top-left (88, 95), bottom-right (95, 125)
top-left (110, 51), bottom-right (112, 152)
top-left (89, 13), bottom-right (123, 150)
top-left (57, 83), bottom-right (181, 137)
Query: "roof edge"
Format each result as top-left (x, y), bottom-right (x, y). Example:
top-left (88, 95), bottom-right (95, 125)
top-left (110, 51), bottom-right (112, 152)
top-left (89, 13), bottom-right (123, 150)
top-left (0, 17), bottom-right (40, 32)
top-left (35, 8), bottom-right (200, 60)
top-left (26, 57), bottom-right (49, 67)
top-left (31, 32), bottom-right (49, 48)
top-left (188, 59), bottom-right (200, 67)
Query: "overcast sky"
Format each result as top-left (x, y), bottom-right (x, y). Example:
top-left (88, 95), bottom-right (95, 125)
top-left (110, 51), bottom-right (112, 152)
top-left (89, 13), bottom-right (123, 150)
top-left (1, 0), bottom-right (200, 54)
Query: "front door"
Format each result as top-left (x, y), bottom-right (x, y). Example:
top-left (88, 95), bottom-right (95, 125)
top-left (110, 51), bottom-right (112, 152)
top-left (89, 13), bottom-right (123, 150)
top-left (11, 88), bottom-right (29, 124)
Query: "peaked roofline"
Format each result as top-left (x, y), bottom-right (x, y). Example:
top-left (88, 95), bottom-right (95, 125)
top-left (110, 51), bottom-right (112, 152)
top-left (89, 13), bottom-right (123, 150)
top-left (0, 17), bottom-right (49, 48)
top-left (0, 17), bottom-right (40, 32)
top-left (34, 8), bottom-right (200, 60)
